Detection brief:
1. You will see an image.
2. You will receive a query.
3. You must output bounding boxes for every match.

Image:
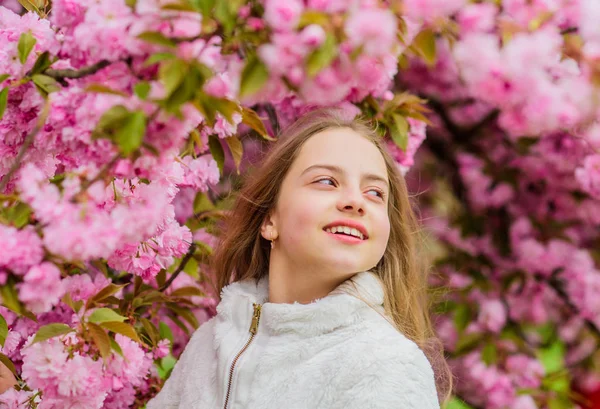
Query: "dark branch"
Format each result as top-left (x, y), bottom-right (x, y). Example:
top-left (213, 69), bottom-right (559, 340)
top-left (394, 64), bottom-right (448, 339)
top-left (548, 277), bottom-right (600, 338)
top-left (0, 104), bottom-right (49, 191)
top-left (159, 243), bottom-right (197, 292)
top-left (74, 154), bottom-right (121, 200)
top-left (427, 98), bottom-right (499, 146)
top-left (264, 103), bottom-right (280, 136)
top-left (44, 60), bottom-right (112, 81)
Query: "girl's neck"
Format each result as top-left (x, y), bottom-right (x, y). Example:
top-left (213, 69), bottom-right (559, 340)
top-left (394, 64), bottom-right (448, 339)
top-left (267, 255), bottom-right (354, 304)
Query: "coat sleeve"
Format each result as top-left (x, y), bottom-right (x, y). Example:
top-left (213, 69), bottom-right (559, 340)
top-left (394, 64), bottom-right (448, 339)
top-left (146, 318), bottom-right (215, 409)
top-left (336, 343), bottom-right (440, 409)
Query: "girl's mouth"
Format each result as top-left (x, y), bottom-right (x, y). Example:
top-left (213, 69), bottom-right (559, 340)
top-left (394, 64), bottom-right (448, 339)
top-left (323, 229), bottom-right (366, 244)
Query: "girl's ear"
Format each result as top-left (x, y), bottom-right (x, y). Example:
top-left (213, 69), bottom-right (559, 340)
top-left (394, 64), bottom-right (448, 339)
top-left (260, 215), bottom-right (278, 241)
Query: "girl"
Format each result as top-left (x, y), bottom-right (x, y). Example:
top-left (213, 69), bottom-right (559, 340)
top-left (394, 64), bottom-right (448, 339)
top-left (147, 108), bottom-right (451, 409)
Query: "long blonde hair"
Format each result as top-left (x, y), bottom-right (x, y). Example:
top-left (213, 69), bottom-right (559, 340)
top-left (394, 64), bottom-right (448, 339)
top-left (211, 108), bottom-right (452, 403)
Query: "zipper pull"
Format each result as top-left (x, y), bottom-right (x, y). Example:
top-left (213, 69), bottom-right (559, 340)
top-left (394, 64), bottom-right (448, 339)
top-left (249, 303), bottom-right (262, 334)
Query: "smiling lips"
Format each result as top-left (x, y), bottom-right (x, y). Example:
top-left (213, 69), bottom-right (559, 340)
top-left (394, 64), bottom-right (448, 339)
top-left (323, 220), bottom-right (369, 241)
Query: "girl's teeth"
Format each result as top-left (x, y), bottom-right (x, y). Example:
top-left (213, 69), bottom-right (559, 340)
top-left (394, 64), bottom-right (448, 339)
top-left (325, 226), bottom-right (364, 240)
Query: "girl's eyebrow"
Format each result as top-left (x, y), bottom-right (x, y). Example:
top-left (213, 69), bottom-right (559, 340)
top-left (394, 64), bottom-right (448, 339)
top-left (300, 164), bottom-right (389, 188)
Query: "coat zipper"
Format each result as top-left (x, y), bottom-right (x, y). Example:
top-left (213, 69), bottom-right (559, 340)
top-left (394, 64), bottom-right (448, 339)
top-left (223, 302), bottom-right (262, 409)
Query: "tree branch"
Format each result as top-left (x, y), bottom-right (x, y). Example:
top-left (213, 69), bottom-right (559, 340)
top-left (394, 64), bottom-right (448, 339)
top-left (264, 103), bottom-right (280, 136)
top-left (159, 243), bottom-right (197, 292)
top-left (44, 60), bottom-right (112, 81)
top-left (73, 154), bottom-right (121, 201)
top-left (548, 276), bottom-right (600, 338)
top-left (0, 102), bottom-right (49, 191)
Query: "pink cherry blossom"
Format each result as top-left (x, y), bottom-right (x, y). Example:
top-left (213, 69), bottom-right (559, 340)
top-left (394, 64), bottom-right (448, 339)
top-left (263, 0), bottom-right (303, 32)
top-left (18, 262), bottom-right (65, 314)
top-left (345, 9), bottom-right (398, 57)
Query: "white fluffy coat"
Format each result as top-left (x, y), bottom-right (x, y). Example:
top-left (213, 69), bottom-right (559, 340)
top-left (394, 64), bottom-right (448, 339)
top-left (146, 271), bottom-right (440, 409)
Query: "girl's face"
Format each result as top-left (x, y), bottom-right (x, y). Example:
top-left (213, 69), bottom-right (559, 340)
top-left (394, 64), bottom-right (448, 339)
top-left (267, 127), bottom-right (391, 275)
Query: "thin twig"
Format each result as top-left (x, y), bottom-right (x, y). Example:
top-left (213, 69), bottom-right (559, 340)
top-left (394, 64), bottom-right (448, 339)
top-left (264, 103), bottom-right (280, 136)
top-left (0, 102), bottom-right (49, 191)
top-left (76, 154), bottom-right (121, 196)
top-left (159, 243), bottom-right (197, 292)
top-left (44, 60), bottom-right (112, 80)
top-left (548, 277), bottom-right (600, 338)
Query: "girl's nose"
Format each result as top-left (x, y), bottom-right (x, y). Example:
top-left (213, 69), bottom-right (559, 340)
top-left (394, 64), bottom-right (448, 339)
top-left (337, 190), bottom-right (366, 215)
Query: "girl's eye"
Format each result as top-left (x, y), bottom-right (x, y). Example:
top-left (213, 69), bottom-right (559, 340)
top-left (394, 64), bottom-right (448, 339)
top-left (315, 177), bottom-right (336, 186)
top-left (367, 189), bottom-right (385, 199)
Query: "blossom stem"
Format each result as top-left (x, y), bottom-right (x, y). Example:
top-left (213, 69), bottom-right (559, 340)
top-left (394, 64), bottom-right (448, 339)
top-left (159, 243), bottom-right (197, 292)
top-left (0, 101), bottom-right (50, 191)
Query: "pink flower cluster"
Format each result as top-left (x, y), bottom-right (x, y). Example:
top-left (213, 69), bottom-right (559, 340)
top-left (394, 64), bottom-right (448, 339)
top-left (19, 333), bottom-right (153, 409)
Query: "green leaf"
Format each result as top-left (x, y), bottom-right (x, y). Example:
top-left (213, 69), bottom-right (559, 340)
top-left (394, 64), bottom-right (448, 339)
top-left (536, 340), bottom-right (565, 374)
top-left (208, 134), bottom-right (225, 174)
top-left (159, 59), bottom-right (189, 97)
top-left (454, 332), bottom-right (483, 354)
top-left (134, 81), bottom-right (151, 100)
top-left (5, 202), bottom-right (31, 228)
top-left (156, 354), bottom-right (177, 379)
top-left (481, 342), bottom-right (497, 366)
top-left (0, 87), bottom-right (9, 121)
top-left (239, 56), bottom-right (269, 98)
top-left (0, 74), bottom-right (10, 83)
top-left (161, 2), bottom-right (196, 11)
top-left (0, 353), bottom-right (16, 377)
top-left (137, 31), bottom-right (177, 48)
top-left (166, 305), bottom-right (199, 329)
top-left (87, 283), bottom-right (128, 308)
top-left (85, 83), bottom-right (129, 97)
top-left (18, 32), bottom-right (37, 65)
top-left (0, 280), bottom-right (37, 322)
top-left (412, 28), bottom-right (437, 66)
top-left (140, 317), bottom-right (160, 346)
top-left (547, 394), bottom-right (573, 409)
top-left (298, 11), bottom-right (329, 28)
top-left (224, 136), bottom-right (243, 174)
top-left (92, 105), bottom-right (131, 139)
top-left (62, 292), bottom-right (84, 313)
top-left (109, 336), bottom-right (124, 357)
top-left (306, 34), bottom-right (337, 77)
top-left (183, 254), bottom-right (199, 278)
top-left (210, 97), bottom-right (240, 124)
top-left (159, 322), bottom-right (174, 344)
top-left (193, 192), bottom-right (215, 214)
top-left (192, 0), bottom-right (215, 15)
top-left (88, 322), bottom-right (111, 359)
top-left (17, 0), bottom-right (41, 14)
top-left (143, 52), bottom-right (176, 67)
top-left (100, 321), bottom-right (142, 344)
top-left (445, 397), bottom-right (475, 409)
top-left (214, 0), bottom-right (236, 35)
top-left (115, 110), bottom-right (146, 155)
top-left (543, 371), bottom-right (571, 393)
top-left (31, 323), bottom-right (74, 345)
top-left (241, 107), bottom-right (274, 141)
top-left (32, 74), bottom-right (61, 94)
top-left (168, 313), bottom-right (190, 335)
top-left (170, 286), bottom-right (205, 298)
top-left (161, 354), bottom-right (176, 373)
top-left (165, 72), bottom-right (201, 113)
top-left (0, 314), bottom-right (8, 348)
top-left (29, 51), bottom-right (52, 75)
top-left (389, 113), bottom-right (409, 151)
top-left (88, 308), bottom-right (127, 324)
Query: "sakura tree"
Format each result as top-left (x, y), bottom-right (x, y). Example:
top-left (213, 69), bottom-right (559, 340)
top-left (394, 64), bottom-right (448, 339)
top-left (0, 0), bottom-right (598, 408)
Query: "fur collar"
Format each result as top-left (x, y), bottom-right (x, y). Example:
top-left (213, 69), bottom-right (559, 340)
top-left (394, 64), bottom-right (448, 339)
top-left (217, 271), bottom-right (386, 338)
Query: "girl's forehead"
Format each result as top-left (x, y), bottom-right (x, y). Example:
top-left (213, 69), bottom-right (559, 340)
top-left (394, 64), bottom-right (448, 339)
top-left (294, 128), bottom-right (387, 174)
